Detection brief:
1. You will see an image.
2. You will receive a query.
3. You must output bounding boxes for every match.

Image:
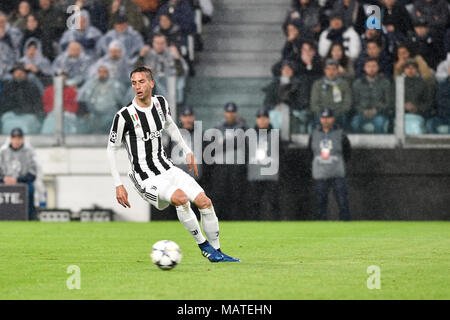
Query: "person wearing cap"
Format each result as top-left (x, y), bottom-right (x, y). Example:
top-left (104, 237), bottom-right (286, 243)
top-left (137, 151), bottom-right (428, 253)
top-left (310, 58), bottom-right (352, 129)
top-left (96, 13), bottom-right (144, 63)
top-left (0, 63), bottom-right (43, 134)
top-left (406, 18), bottom-right (444, 70)
top-left (308, 108), bottom-right (351, 221)
top-left (246, 107), bottom-right (281, 220)
top-left (0, 127), bottom-right (38, 219)
top-left (400, 58), bottom-right (434, 134)
top-left (211, 102), bottom-right (249, 220)
top-left (318, 11), bottom-right (361, 60)
top-left (351, 58), bottom-right (394, 133)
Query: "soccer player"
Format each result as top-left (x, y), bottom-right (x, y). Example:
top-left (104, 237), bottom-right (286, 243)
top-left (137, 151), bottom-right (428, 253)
top-left (107, 66), bottom-right (240, 263)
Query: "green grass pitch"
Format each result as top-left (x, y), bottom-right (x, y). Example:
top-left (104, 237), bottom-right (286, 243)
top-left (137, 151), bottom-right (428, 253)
top-left (0, 221), bottom-right (448, 300)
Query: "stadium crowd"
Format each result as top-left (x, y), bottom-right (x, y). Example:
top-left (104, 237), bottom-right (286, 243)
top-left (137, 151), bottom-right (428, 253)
top-left (263, 0), bottom-right (450, 134)
top-left (0, 0), bottom-right (211, 135)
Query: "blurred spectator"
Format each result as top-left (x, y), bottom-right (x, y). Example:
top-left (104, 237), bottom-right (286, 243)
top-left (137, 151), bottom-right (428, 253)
top-left (74, 0), bottom-right (108, 34)
top-left (0, 11), bottom-right (24, 59)
top-left (351, 58), bottom-right (394, 133)
top-left (285, 0), bottom-right (322, 40)
top-left (410, 0), bottom-right (449, 35)
top-left (151, 13), bottom-right (184, 50)
top-left (401, 59), bottom-right (434, 134)
top-left (281, 18), bottom-right (305, 62)
top-left (77, 64), bottom-right (125, 133)
top-left (360, 28), bottom-right (389, 55)
top-left (380, 0), bottom-right (414, 36)
top-left (154, 0), bottom-right (196, 36)
top-left (21, 13), bottom-right (42, 51)
top-left (0, 127), bottom-right (38, 220)
top-left (0, 63), bottom-right (43, 134)
top-left (263, 60), bottom-right (310, 112)
top-left (90, 40), bottom-right (131, 85)
top-left (326, 42), bottom-right (355, 80)
top-left (196, 0), bottom-right (214, 24)
top-left (108, 0), bottom-right (145, 34)
top-left (393, 42), bottom-right (433, 80)
top-left (211, 102), bottom-right (249, 220)
top-left (40, 71), bottom-right (82, 134)
top-left (308, 108), bottom-right (351, 221)
top-left (296, 40), bottom-right (323, 77)
top-left (0, 1), bottom-right (24, 14)
top-left (332, 0), bottom-right (366, 35)
top-left (8, 1), bottom-right (32, 32)
top-left (97, 14), bottom-right (144, 64)
top-left (0, 41), bottom-right (16, 80)
top-left (407, 19), bottom-right (445, 70)
top-left (355, 39), bottom-right (393, 78)
top-left (36, 0), bottom-right (65, 60)
top-left (436, 53), bottom-right (450, 82)
top-left (426, 61), bottom-right (450, 134)
top-left (310, 59), bottom-right (352, 129)
top-left (52, 41), bottom-right (91, 87)
top-left (59, 10), bottom-right (102, 59)
top-left (136, 33), bottom-right (188, 104)
top-left (246, 108), bottom-right (280, 220)
top-left (318, 12), bottom-right (361, 60)
top-left (19, 38), bottom-right (52, 84)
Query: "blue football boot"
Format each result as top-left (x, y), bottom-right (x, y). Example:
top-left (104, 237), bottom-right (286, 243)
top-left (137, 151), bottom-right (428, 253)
top-left (199, 241), bottom-right (224, 262)
top-left (218, 249), bottom-right (241, 262)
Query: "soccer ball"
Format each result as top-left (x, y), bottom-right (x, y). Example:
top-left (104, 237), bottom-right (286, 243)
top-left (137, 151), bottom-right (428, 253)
top-left (150, 240), bottom-right (182, 270)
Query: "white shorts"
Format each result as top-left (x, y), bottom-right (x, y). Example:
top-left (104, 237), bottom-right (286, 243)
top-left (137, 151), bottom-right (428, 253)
top-left (129, 166), bottom-right (204, 210)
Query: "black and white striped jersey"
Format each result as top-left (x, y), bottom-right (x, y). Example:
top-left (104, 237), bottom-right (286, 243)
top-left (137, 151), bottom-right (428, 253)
top-left (107, 95), bottom-right (191, 187)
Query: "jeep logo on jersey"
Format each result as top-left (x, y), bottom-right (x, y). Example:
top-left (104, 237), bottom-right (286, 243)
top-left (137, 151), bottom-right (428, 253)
top-left (110, 131), bottom-right (117, 143)
top-left (142, 129), bottom-right (163, 141)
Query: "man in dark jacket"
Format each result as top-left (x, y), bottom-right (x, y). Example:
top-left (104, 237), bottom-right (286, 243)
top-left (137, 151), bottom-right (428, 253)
top-left (246, 108), bottom-right (281, 220)
top-left (0, 127), bottom-right (38, 219)
top-left (308, 108), bottom-right (351, 221)
top-left (210, 102), bottom-right (249, 220)
top-left (351, 58), bottom-right (394, 133)
top-left (0, 63), bottom-right (43, 134)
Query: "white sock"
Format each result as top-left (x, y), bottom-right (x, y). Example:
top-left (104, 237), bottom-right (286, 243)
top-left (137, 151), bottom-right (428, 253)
top-left (176, 202), bottom-right (206, 245)
top-left (199, 205), bottom-right (220, 250)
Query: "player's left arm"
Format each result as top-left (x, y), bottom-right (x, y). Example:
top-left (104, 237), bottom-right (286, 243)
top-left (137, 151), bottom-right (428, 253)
top-left (163, 108), bottom-right (198, 176)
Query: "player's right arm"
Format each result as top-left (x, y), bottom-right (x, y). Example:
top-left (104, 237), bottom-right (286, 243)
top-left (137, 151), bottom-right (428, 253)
top-left (107, 112), bottom-right (131, 208)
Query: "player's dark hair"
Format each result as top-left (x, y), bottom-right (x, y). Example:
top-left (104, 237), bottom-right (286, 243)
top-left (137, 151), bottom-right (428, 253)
top-left (130, 66), bottom-right (154, 81)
